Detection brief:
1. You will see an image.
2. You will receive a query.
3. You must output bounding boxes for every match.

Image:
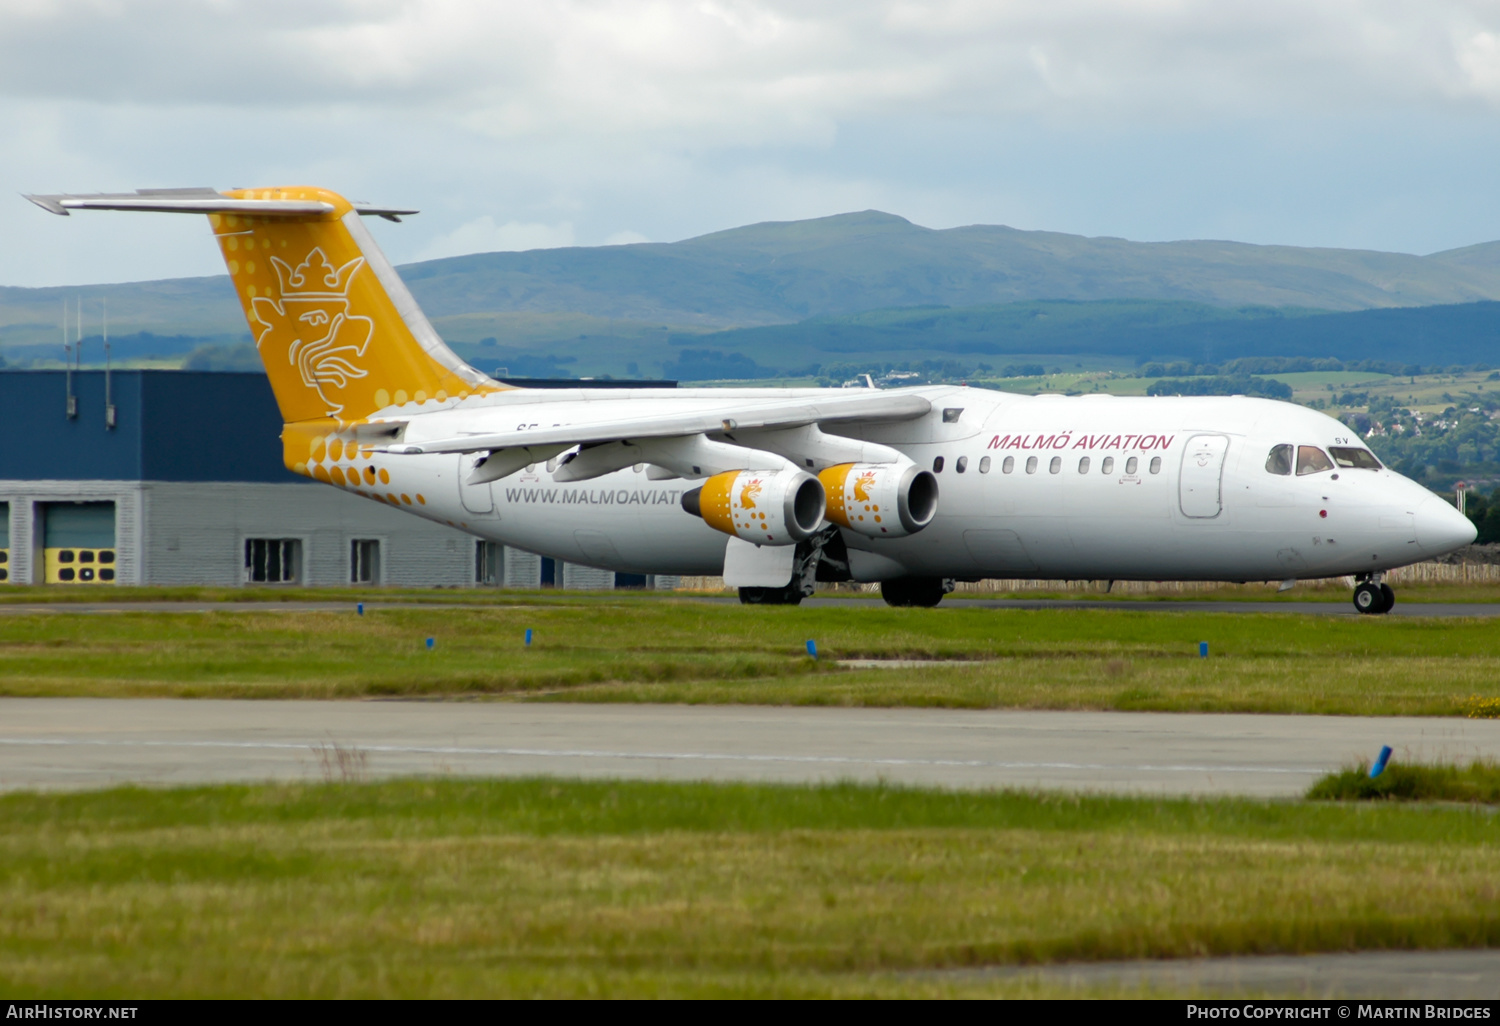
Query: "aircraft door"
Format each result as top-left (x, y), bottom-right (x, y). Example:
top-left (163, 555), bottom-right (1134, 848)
top-left (1179, 434), bottom-right (1229, 518)
top-left (457, 454), bottom-right (495, 514)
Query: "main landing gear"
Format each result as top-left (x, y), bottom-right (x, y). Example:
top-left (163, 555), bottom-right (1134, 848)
top-left (1353, 574), bottom-right (1396, 615)
top-left (738, 584), bottom-right (804, 606)
top-left (880, 577), bottom-right (955, 608)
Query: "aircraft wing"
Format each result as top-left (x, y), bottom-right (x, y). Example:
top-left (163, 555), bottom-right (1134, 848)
top-left (384, 391), bottom-right (932, 455)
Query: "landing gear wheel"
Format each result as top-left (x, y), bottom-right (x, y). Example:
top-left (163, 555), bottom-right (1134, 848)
top-left (1353, 582), bottom-right (1392, 615)
top-left (880, 577), bottom-right (946, 608)
top-left (738, 586), bottom-right (803, 606)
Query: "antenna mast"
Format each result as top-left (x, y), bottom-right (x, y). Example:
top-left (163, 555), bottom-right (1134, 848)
top-left (64, 297), bottom-right (77, 419)
top-left (104, 297), bottom-right (116, 429)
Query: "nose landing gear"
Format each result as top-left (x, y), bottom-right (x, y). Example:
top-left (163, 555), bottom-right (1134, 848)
top-left (1353, 574), bottom-right (1395, 615)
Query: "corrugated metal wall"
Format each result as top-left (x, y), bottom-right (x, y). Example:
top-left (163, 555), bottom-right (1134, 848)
top-left (141, 482), bottom-right (475, 587)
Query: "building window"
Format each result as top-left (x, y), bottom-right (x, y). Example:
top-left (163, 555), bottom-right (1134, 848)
top-left (351, 539), bottom-right (381, 584)
top-left (475, 541), bottom-right (503, 586)
top-left (245, 539), bottom-right (300, 584)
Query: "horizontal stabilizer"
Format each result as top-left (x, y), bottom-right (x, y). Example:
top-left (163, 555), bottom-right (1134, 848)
top-left (24, 189), bottom-right (417, 221)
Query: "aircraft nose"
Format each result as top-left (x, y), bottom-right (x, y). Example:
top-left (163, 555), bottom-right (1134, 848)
top-left (1414, 496), bottom-right (1477, 556)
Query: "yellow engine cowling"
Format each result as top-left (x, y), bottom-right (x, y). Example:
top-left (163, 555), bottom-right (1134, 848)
top-left (819, 462), bottom-right (938, 538)
top-left (683, 469), bottom-right (826, 545)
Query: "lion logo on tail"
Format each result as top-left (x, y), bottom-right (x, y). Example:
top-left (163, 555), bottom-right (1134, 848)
top-left (251, 247), bottom-right (373, 415)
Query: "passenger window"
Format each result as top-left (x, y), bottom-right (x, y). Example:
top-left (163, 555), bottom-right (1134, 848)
top-left (1049, 456), bottom-right (1062, 474)
top-left (1126, 457), bottom-right (1138, 475)
top-left (1296, 445), bottom-right (1334, 476)
top-left (1149, 457), bottom-right (1161, 475)
top-left (1102, 457), bottom-right (1114, 474)
top-left (933, 456), bottom-right (944, 473)
top-left (1329, 446), bottom-right (1382, 470)
top-left (1265, 444), bottom-right (1293, 475)
top-left (1002, 456), bottom-right (1014, 474)
top-left (1078, 457), bottom-right (1090, 474)
top-left (979, 456), bottom-right (991, 474)
top-left (955, 456), bottom-right (968, 474)
top-left (1025, 456), bottom-right (1038, 474)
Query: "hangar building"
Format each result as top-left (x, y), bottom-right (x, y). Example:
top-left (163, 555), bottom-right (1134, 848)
top-left (0, 370), bottom-right (665, 590)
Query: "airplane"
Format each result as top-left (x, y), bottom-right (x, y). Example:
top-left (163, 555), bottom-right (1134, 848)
top-left (26, 186), bottom-right (1478, 613)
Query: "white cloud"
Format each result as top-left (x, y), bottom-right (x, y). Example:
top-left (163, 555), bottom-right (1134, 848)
top-left (414, 216), bottom-right (576, 260)
top-left (602, 230), bottom-right (650, 246)
top-left (7, 2), bottom-right (1500, 131)
top-left (9, 2), bottom-right (1500, 285)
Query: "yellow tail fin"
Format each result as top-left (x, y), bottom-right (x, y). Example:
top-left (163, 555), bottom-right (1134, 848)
top-left (211, 186), bottom-right (501, 424)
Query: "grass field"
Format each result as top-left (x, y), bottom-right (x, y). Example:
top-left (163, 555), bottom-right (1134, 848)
top-left (1310, 760), bottom-right (1500, 803)
top-left (1, 596), bottom-right (1499, 715)
top-left (1, 778), bottom-right (1496, 998)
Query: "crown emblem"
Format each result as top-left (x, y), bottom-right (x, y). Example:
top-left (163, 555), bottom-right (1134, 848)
top-left (270, 247), bottom-right (363, 298)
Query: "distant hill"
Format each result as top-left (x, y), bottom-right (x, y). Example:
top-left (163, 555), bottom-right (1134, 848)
top-left (401, 212), bottom-right (1500, 326)
top-left (12, 211), bottom-right (1500, 341)
top-left (692, 299), bottom-right (1500, 372)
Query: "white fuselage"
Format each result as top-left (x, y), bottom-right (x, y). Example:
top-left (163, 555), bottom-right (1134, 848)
top-left (358, 386), bottom-right (1475, 581)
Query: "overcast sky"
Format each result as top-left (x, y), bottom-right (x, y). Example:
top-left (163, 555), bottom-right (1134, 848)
top-left (7, 0), bottom-right (1500, 287)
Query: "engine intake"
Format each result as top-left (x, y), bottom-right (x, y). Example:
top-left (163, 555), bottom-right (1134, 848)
top-left (681, 469), bottom-right (825, 545)
top-left (818, 462), bottom-right (938, 537)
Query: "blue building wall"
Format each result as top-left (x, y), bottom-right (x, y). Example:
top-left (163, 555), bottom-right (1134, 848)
top-left (0, 370), bottom-right (299, 483)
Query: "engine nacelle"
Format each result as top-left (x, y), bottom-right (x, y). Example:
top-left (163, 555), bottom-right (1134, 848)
top-left (818, 462), bottom-right (938, 538)
top-left (681, 469), bottom-right (825, 545)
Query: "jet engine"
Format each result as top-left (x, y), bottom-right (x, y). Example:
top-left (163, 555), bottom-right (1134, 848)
top-left (818, 462), bottom-right (938, 537)
top-left (681, 469), bottom-right (825, 545)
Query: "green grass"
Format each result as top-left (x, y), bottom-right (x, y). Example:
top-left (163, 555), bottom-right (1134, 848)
top-left (1309, 760), bottom-right (1500, 803)
top-left (1, 598), bottom-right (1500, 714)
top-left (0, 584), bottom-right (557, 605)
top-left (2, 778), bottom-right (1498, 998)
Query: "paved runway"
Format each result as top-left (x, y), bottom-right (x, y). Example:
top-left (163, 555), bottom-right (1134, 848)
top-left (2, 700), bottom-right (1497, 794)
top-left (928, 949), bottom-right (1500, 999)
top-left (1, 596), bottom-right (1498, 617)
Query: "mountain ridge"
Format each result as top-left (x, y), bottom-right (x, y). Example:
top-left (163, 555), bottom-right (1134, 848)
top-left (9, 211), bottom-right (1500, 353)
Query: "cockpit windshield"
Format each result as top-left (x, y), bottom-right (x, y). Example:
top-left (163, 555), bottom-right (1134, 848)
top-left (1296, 445), bottom-right (1335, 476)
top-left (1264, 444), bottom-right (1293, 475)
top-left (1329, 446), bottom-right (1382, 470)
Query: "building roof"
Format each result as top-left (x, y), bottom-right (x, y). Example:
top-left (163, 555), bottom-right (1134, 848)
top-left (0, 370), bottom-right (295, 483)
